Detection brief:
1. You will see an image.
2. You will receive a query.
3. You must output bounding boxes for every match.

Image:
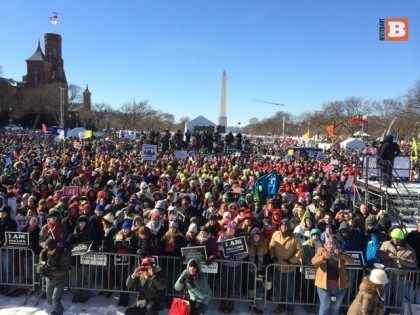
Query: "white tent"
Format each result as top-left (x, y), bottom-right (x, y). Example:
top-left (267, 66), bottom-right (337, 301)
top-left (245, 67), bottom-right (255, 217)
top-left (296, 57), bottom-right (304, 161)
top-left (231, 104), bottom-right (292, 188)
top-left (340, 138), bottom-right (366, 150)
top-left (66, 127), bottom-right (86, 138)
top-left (353, 131), bottom-right (370, 137)
top-left (185, 115), bottom-right (216, 133)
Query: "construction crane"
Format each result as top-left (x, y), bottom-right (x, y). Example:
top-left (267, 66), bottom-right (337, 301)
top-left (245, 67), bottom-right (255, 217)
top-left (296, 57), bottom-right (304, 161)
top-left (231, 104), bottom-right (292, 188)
top-left (254, 100), bottom-right (285, 107)
top-left (254, 100), bottom-right (286, 137)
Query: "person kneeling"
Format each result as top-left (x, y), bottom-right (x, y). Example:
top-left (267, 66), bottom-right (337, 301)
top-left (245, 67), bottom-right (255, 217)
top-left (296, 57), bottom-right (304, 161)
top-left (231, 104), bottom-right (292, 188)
top-left (125, 257), bottom-right (166, 315)
top-left (174, 259), bottom-right (212, 315)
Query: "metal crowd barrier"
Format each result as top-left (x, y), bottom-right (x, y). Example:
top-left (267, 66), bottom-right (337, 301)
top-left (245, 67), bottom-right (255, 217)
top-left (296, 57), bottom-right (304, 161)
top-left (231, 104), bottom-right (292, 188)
top-left (263, 263), bottom-right (365, 310)
top-left (0, 247), bottom-right (38, 304)
top-left (385, 267), bottom-right (420, 311)
top-left (65, 252), bottom-right (258, 304)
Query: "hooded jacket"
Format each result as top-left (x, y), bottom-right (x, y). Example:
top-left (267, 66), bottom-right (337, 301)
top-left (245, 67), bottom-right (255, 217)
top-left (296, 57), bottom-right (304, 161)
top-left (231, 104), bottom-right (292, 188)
top-left (269, 230), bottom-right (303, 273)
top-left (347, 277), bottom-right (385, 315)
top-left (174, 259), bottom-right (212, 305)
top-left (37, 246), bottom-right (70, 285)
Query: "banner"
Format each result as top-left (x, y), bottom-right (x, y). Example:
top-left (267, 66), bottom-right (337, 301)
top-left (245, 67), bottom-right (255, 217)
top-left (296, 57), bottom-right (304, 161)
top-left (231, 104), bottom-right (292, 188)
top-left (200, 261), bottom-right (218, 274)
top-left (221, 236), bottom-right (248, 256)
top-left (180, 246), bottom-right (207, 265)
top-left (63, 186), bottom-right (79, 197)
top-left (254, 170), bottom-right (281, 197)
top-left (80, 253), bottom-right (107, 266)
top-left (70, 242), bottom-right (92, 256)
top-left (5, 232), bottom-right (29, 247)
top-left (412, 138), bottom-right (418, 161)
top-left (141, 144), bottom-right (157, 161)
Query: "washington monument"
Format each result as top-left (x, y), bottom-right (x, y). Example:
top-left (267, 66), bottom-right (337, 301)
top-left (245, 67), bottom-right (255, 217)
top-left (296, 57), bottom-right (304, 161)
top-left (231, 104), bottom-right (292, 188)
top-left (218, 70), bottom-right (227, 132)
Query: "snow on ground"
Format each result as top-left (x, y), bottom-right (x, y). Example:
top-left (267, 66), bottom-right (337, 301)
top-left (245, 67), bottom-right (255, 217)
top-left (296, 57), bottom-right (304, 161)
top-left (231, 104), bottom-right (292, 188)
top-left (0, 290), bottom-right (314, 314)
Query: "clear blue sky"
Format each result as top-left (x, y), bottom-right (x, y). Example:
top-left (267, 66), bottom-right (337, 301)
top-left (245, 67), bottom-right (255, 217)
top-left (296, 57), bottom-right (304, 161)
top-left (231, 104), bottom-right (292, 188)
top-left (1, 0), bottom-right (419, 126)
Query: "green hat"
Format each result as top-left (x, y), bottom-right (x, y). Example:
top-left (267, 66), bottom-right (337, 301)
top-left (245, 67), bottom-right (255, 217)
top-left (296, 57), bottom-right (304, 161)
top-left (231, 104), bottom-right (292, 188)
top-left (390, 228), bottom-right (405, 240)
top-left (310, 228), bottom-right (321, 236)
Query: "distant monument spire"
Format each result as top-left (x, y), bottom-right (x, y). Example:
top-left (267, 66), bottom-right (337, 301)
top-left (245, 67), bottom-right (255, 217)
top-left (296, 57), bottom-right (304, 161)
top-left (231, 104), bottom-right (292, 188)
top-left (218, 70), bottom-right (227, 132)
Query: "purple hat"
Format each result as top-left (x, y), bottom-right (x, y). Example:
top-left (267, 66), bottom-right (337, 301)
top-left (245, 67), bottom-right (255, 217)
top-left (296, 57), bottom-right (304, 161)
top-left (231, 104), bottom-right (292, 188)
top-left (227, 220), bottom-right (237, 229)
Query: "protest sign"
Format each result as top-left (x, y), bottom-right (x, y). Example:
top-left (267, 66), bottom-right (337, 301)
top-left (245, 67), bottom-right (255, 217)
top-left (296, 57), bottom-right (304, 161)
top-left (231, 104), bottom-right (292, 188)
top-left (174, 150), bottom-right (189, 160)
top-left (181, 246), bottom-right (207, 265)
top-left (5, 232), bottom-right (29, 247)
top-left (304, 267), bottom-right (316, 280)
top-left (316, 152), bottom-right (328, 161)
top-left (80, 253), bottom-right (107, 266)
top-left (221, 236), bottom-right (248, 256)
top-left (70, 242), bottom-right (92, 256)
top-left (114, 254), bottom-right (130, 265)
top-left (174, 192), bottom-right (197, 207)
top-left (200, 261), bottom-right (218, 274)
top-left (16, 215), bottom-right (43, 230)
top-left (63, 186), bottom-right (79, 197)
top-left (345, 251), bottom-right (365, 267)
top-left (141, 144), bottom-right (157, 161)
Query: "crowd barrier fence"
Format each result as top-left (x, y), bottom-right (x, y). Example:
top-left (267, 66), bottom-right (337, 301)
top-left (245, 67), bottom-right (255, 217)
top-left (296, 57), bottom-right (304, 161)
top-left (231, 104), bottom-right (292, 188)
top-left (0, 247), bottom-right (38, 305)
top-left (1, 247), bottom-right (419, 313)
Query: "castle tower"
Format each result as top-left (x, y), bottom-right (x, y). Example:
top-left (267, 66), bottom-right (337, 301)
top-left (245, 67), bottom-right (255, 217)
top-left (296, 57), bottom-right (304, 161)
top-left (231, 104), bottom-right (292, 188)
top-left (218, 70), bottom-right (227, 132)
top-left (83, 85), bottom-right (91, 111)
top-left (44, 33), bottom-right (67, 84)
top-left (25, 41), bottom-right (52, 87)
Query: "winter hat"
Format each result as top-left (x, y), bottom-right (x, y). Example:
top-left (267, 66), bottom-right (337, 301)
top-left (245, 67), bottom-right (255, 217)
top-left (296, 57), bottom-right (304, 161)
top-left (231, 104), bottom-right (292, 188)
top-left (151, 212), bottom-right (161, 222)
top-left (154, 200), bottom-right (166, 211)
top-left (209, 214), bottom-right (218, 221)
top-left (390, 228), bottom-right (405, 240)
top-left (45, 237), bottom-right (57, 251)
top-left (102, 213), bottom-right (115, 225)
top-left (310, 228), bottom-right (322, 236)
top-left (250, 227), bottom-right (263, 236)
top-left (46, 209), bottom-right (59, 218)
top-left (369, 269), bottom-right (389, 285)
top-left (115, 210), bottom-right (125, 219)
top-left (227, 220), bottom-right (237, 229)
top-left (122, 220), bottom-right (132, 230)
top-left (0, 205), bottom-right (11, 214)
top-left (293, 224), bottom-right (304, 237)
top-left (188, 223), bottom-right (198, 233)
top-left (95, 204), bottom-right (105, 212)
top-left (77, 215), bottom-right (89, 223)
top-left (188, 259), bottom-right (200, 270)
top-left (280, 219), bottom-right (290, 227)
top-left (223, 212), bottom-right (232, 219)
top-left (140, 257), bottom-right (154, 266)
top-left (169, 221), bottom-right (178, 229)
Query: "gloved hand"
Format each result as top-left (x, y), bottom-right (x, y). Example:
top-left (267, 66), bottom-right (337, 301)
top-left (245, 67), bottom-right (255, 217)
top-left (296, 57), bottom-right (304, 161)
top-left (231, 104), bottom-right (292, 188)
top-left (179, 272), bottom-right (188, 284)
top-left (37, 265), bottom-right (52, 277)
top-left (186, 275), bottom-right (195, 288)
top-left (136, 299), bottom-right (147, 308)
top-left (205, 259), bottom-right (212, 266)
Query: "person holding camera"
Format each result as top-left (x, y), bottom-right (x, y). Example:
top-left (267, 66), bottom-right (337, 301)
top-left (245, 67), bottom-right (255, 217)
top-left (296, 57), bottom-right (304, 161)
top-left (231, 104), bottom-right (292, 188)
top-left (125, 257), bottom-right (166, 315)
top-left (312, 235), bottom-right (354, 315)
top-left (36, 237), bottom-right (70, 315)
top-left (174, 259), bottom-right (212, 315)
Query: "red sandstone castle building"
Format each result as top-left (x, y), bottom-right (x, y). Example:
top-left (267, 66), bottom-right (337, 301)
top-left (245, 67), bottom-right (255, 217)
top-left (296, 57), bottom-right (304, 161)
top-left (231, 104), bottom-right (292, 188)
top-left (0, 33), bottom-right (91, 127)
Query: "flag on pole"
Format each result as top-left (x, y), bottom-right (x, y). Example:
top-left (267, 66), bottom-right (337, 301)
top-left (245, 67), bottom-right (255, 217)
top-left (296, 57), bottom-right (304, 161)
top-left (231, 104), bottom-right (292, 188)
top-left (58, 129), bottom-right (65, 140)
top-left (50, 13), bottom-right (58, 25)
top-left (41, 123), bottom-right (48, 133)
top-left (303, 128), bottom-right (310, 141)
top-left (325, 124), bottom-right (338, 141)
top-left (412, 138), bottom-right (418, 161)
top-left (84, 130), bottom-right (92, 139)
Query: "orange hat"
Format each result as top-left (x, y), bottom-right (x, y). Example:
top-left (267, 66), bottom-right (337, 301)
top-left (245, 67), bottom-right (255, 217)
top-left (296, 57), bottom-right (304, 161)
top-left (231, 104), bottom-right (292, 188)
top-left (97, 190), bottom-right (106, 199)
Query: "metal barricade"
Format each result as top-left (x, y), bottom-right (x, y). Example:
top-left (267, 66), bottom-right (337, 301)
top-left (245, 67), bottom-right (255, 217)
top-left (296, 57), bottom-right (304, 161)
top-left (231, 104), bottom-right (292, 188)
top-left (206, 259), bottom-right (257, 303)
top-left (66, 252), bottom-right (183, 297)
top-left (385, 268), bottom-right (420, 312)
top-left (0, 247), bottom-right (37, 304)
top-left (263, 263), bottom-right (365, 310)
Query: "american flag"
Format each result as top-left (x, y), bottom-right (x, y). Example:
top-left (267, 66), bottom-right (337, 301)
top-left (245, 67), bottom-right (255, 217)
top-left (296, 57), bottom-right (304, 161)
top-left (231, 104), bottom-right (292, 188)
top-left (50, 13), bottom-right (58, 25)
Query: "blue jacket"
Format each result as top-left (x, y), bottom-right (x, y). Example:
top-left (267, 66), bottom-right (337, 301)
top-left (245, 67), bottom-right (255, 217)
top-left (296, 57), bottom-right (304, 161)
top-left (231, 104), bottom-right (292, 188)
top-left (365, 233), bottom-right (380, 268)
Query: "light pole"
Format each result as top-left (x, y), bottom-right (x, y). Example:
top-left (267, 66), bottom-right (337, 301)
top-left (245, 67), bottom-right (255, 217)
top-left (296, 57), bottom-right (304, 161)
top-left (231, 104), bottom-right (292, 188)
top-left (59, 87), bottom-right (65, 128)
top-left (9, 107), bottom-right (12, 125)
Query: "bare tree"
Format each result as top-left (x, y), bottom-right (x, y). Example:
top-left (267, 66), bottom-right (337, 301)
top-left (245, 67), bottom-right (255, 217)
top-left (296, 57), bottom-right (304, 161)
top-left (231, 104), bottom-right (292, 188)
top-left (120, 100), bottom-right (153, 130)
top-left (68, 84), bottom-right (82, 104)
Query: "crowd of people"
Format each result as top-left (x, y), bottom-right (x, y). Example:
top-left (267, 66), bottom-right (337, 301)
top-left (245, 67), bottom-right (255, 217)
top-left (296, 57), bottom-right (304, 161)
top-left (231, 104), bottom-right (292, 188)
top-left (0, 128), bottom-right (419, 315)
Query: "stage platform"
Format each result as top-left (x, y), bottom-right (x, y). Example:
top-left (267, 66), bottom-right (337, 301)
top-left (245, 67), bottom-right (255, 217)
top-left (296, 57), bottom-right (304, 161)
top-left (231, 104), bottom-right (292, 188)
top-left (355, 179), bottom-right (420, 196)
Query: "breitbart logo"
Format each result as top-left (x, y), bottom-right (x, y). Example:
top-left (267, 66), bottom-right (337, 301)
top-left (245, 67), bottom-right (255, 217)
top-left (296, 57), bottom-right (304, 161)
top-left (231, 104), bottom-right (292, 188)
top-left (379, 18), bottom-right (409, 41)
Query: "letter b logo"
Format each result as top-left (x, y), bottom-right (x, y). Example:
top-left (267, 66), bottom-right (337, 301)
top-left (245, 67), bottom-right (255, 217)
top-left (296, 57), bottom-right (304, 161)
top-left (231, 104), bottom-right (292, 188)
top-left (385, 18), bottom-right (409, 41)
